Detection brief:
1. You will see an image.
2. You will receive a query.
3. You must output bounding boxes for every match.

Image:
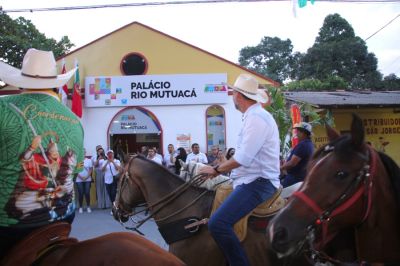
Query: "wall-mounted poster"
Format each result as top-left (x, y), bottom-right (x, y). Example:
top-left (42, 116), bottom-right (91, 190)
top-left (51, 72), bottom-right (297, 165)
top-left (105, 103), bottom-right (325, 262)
top-left (176, 134), bottom-right (191, 152)
top-left (206, 105), bottom-right (226, 153)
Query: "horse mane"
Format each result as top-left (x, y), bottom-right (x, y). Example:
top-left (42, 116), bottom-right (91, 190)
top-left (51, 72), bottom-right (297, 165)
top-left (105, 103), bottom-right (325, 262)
top-left (378, 151), bottom-right (400, 210)
top-left (133, 154), bottom-right (203, 186)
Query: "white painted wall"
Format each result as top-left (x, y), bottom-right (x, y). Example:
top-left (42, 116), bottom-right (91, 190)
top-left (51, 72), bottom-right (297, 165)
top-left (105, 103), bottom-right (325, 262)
top-left (81, 96), bottom-right (243, 157)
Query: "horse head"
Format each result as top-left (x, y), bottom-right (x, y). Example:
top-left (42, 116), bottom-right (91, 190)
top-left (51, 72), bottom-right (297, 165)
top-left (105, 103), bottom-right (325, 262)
top-left (113, 156), bottom-right (146, 223)
top-left (269, 114), bottom-right (373, 258)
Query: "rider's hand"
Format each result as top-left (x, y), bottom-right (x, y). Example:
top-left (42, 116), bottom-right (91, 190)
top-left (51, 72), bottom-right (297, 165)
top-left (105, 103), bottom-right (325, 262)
top-left (198, 165), bottom-right (218, 180)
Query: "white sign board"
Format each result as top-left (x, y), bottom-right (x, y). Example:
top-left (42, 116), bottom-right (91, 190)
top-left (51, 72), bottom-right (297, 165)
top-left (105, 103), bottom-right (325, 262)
top-left (85, 73), bottom-right (228, 107)
top-left (109, 108), bottom-right (161, 134)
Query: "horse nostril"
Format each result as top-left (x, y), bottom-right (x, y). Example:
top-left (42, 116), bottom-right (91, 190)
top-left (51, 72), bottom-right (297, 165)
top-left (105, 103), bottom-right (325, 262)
top-left (272, 227), bottom-right (290, 253)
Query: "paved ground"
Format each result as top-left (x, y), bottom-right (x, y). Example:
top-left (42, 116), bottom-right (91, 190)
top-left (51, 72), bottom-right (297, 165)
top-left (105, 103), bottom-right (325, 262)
top-left (70, 207), bottom-right (168, 250)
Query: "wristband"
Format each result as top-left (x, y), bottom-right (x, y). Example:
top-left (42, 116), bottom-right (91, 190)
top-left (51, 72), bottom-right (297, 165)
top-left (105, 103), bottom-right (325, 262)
top-left (213, 165), bottom-right (221, 174)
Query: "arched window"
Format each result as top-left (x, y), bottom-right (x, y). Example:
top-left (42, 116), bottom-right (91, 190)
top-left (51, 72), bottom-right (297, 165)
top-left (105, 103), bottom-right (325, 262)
top-left (205, 105), bottom-right (226, 154)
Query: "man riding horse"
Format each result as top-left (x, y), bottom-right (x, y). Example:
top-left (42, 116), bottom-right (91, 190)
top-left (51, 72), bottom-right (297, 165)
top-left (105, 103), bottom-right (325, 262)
top-left (200, 74), bottom-right (280, 266)
top-left (0, 49), bottom-right (84, 261)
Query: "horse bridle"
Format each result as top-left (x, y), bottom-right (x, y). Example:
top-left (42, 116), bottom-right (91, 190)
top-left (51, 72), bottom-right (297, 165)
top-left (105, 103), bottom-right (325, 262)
top-left (292, 145), bottom-right (376, 265)
top-left (113, 157), bottom-right (210, 235)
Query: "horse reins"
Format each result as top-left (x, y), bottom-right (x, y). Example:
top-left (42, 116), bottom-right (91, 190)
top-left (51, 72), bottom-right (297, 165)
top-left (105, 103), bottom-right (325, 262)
top-left (292, 145), bottom-right (377, 265)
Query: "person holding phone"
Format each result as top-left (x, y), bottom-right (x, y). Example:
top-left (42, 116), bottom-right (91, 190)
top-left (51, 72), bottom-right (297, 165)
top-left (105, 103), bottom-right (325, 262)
top-left (101, 150), bottom-right (121, 207)
top-left (92, 145), bottom-right (111, 209)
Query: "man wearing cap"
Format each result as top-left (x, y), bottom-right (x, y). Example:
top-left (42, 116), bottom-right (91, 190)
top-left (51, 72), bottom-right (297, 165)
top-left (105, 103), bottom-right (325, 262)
top-left (280, 122), bottom-right (314, 188)
top-left (199, 74), bottom-right (280, 266)
top-left (0, 48), bottom-right (84, 260)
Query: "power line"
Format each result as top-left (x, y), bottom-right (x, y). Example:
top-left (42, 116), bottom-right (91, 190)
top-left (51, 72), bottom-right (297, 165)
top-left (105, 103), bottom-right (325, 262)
top-left (364, 13), bottom-right (400, 41)
top-left (1, 0), bottom-right (400, 13)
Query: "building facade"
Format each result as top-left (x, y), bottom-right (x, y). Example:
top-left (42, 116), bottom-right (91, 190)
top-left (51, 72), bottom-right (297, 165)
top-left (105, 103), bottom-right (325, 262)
top-left (59, 21), bottom-right (279, 157)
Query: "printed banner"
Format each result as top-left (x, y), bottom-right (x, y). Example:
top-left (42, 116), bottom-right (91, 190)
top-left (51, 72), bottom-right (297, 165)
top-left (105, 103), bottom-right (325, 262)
top-left (85, 73), bottom-right (228, 107)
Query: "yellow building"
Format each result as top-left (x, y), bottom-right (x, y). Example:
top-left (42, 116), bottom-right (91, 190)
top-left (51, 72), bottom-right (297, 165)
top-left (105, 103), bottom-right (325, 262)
top-left (285, 91), bottom-right (400, 165)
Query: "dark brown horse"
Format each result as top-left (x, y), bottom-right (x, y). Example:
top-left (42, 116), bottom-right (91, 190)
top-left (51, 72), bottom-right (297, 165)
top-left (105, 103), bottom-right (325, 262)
top-left (113, 155), bottom-right (283, 266)
top-left (269, 114), bottom-right (400, 265)
top-left (2, 222), bottom-right (185, 266)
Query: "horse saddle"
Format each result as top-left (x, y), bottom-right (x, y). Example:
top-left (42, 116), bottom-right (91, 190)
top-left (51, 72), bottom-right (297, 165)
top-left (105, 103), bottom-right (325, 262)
top-left (1, 222), bottom-right (78, 266)
top-left (210, 183), bottom-right (285, 242)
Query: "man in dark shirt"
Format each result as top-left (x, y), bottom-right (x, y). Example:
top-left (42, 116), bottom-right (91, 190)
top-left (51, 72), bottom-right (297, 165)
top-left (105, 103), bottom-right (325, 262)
top-left (280, 122), bottom-right (314, 188)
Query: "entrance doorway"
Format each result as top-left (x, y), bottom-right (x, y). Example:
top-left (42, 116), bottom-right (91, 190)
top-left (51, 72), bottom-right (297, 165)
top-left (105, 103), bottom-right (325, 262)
top-left (108, 107), bottom-right (163, 159)
top-left (109, 133), bottom-right (161, 158)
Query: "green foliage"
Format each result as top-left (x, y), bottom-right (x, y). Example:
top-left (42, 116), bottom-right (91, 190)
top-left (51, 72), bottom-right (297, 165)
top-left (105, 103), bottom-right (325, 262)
top-left (298, 14), bottom-right (382, 89)
top-left (238, 37), bottom-right (296, 83)
top-left (238, 13), bottom-right (387, 90)
top-left (0, 12), bottom-right (74, 68)
top-left (381, 74), bottom-right (400, 91)
top-left (265, 87), bottom-right (292, 155)
top-left (284, 76), bottom-right (348, 91)
top-left (265, 86), bottom-right (330, 157)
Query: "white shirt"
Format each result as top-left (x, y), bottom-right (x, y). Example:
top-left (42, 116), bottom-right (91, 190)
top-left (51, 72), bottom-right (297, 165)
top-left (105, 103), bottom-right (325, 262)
top-left (230, 103), bottom-right (280, 189)
top-left (76, 158), bottom-right (93, 182)
top-left (186, 152), bottom-right (208, 164)
top-left (155, 153), bottom-right (163, 161)
top-left (100, 159), bottom-right (121, 184)
top-left (163, 152), bottom-right (177, 168)
top-left (149, 156), bottom-right (163, 165)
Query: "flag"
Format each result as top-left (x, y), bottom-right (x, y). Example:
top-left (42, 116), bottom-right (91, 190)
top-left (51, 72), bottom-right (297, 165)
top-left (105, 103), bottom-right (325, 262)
top-left (71, 59), bottom-right (82, 118)
top-left (290, 104), bottom-right (302, 148)
top-left (58, 59), bottom-right (69, 105)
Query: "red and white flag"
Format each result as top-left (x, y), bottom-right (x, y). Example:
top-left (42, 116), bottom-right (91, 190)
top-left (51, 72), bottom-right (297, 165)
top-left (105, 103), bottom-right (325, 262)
top-left (58, 59), bottom-right (69, 105)
top-left (71, 59), bottom-right (82, 118)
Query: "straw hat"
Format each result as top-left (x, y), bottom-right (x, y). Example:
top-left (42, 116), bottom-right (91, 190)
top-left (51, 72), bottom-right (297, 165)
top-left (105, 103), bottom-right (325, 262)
top-left (227, 74), bottom-right (269, 103)
top-left (0, 48), bottom-right (76, 89)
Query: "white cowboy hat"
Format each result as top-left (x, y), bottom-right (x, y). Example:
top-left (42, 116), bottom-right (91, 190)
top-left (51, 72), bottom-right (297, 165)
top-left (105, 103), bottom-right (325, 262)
top-left (227, 74), bottom-right (269, 104)
top-left (0, 48), bottom-right (76, 89)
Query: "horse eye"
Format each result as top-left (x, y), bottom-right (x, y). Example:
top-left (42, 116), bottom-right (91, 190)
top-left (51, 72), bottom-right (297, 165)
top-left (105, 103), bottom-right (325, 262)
top-left (335, 171), bottom-right (348, 179)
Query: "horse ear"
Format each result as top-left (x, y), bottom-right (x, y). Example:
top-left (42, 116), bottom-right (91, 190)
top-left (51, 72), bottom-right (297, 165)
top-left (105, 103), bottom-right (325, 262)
top-left (350, 113), bottom-right (365, 149)
top-left (326, 124), bottom-right (340, 142)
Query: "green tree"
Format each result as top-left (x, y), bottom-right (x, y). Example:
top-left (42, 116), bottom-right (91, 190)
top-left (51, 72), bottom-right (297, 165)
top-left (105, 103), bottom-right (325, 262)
top-left (0, 12), bottom-right (74, 69)
top-left (298, 13), bottom-right (382, 89)
top-left (238, 37), bottom-right (297, 84)
top-left (381, 74), bottom-right (400, 91)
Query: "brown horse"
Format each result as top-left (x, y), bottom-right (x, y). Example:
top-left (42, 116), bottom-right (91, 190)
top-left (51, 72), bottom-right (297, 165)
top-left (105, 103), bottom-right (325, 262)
top-left (269, 114), bottom-right (400, 265)
top-left (113, 155), bottom-right (285, 266)
top-left (1, 222), bottom-right (185, 266)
